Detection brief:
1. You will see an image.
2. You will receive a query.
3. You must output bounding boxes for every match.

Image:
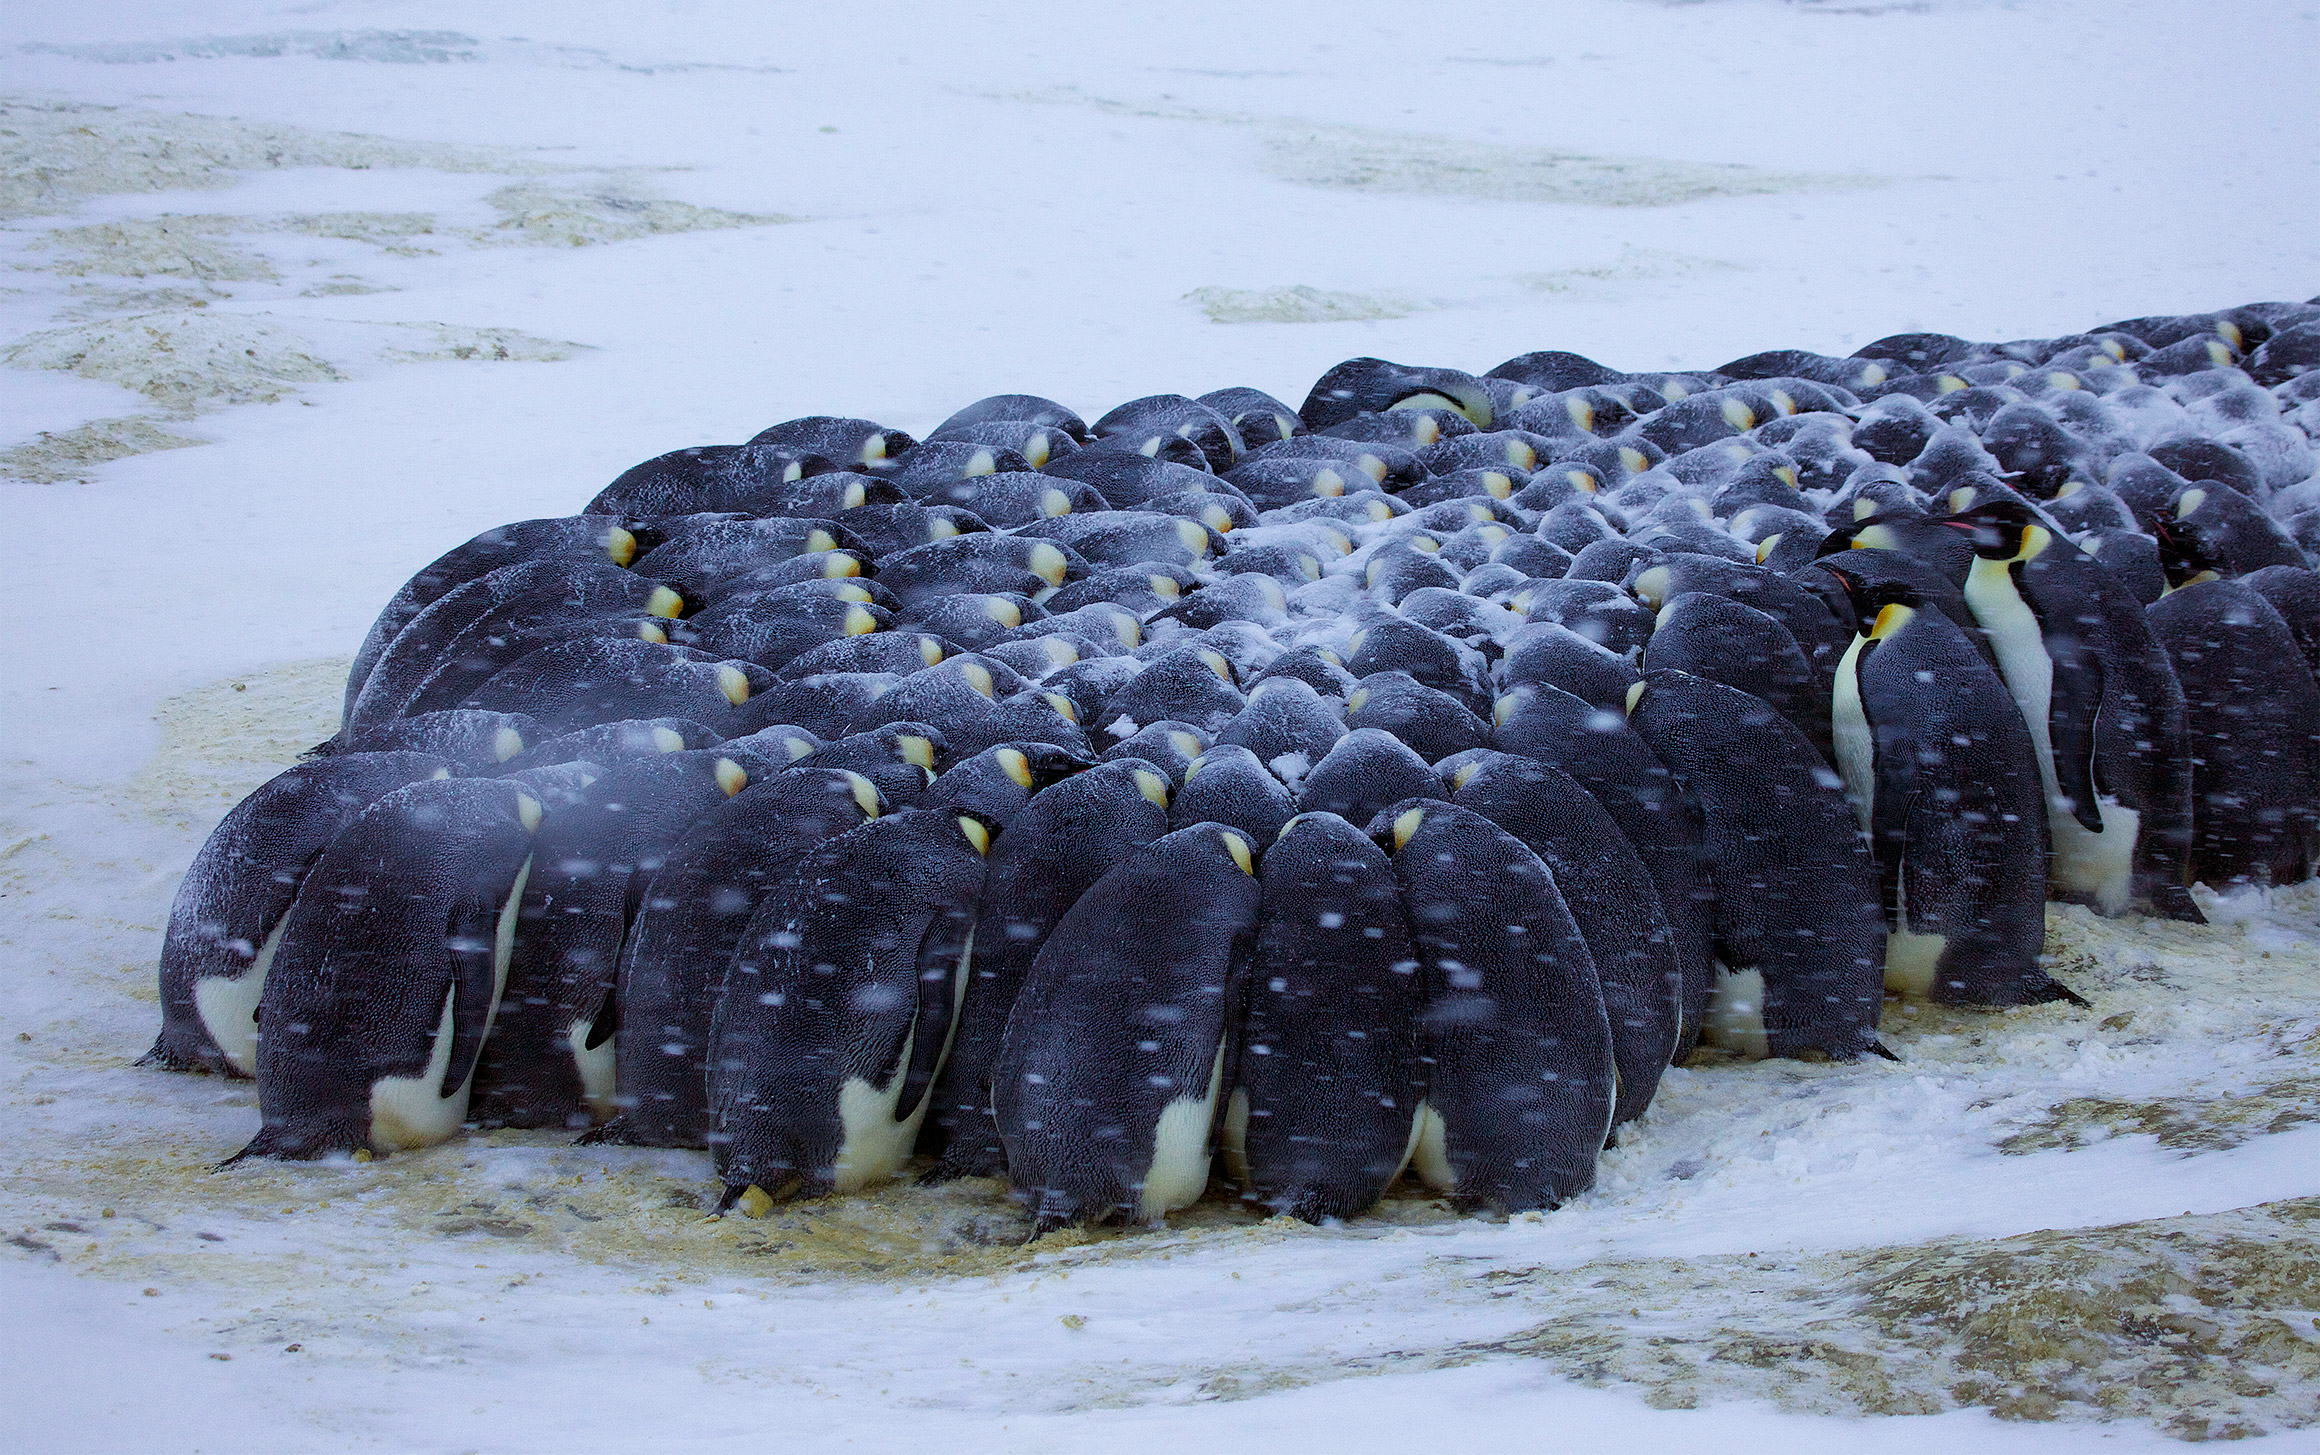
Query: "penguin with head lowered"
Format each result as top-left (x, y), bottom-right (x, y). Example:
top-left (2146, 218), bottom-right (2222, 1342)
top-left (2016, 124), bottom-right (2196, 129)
top-left (1224, 811), bottom-right (1422, 1223)
top-left (1625, 671), bottom-right (1887, 1061)
top-left (1822, 566), bottom-right (2072, 1007)
top-left (1445, 754), bottom-right (1684, 1126)
top-left (708, 809), bottom-right (993, 1206)
top-left (1941, 498), bottom-right (2202, 921)
top-left (994, 824), bottom-right (1264, 1234)
top-left (922, 757), bottom-right (1174, 1180)
top-left (229, 777), bottom-right (542, 1160)
top-left (593, 767), bottom-right (883, 1149)
top-left (1373, 800), bottom-right (1614, 1212)
top-left (469, 749), bottom-right (755, 1130)
top-left (148, 752), bottom-right (453, 1077)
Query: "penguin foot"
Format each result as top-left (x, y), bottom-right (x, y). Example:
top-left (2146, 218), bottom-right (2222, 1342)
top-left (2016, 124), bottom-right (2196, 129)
top-left (917, 1145), bottom-right (1005, 1186)
top-left (136, 1038), bottom-right (227, 1075)
top-left (2150, 884), bottom-right (2207, 924)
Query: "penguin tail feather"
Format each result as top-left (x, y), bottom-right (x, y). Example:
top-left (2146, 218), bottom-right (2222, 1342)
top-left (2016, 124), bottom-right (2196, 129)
top-left (136, 1037), bottom-right (208, 1073)
top-left (2150, 883), bottom-right (2207, 924)
top-left (1864, 1040), bottom-right (1902, 1062)
top-left (574, 1117), bottom-right (627, 1147)
top-left (299, 735), bottom-right (344, 761)
top-left (1028, 1190), bottom-right (1083, 1240)
top-left (2031, 978), bottom-right (2093, 1009)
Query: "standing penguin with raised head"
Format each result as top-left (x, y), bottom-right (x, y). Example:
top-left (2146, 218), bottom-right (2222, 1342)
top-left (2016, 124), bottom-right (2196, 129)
top-left (1822, 567), bottom-right (2071, 1006)
top-left (994, 824), bottom-right (1264, 1234)
top-left (1942, 498), bottom-right (2202, 920)
top-left (229, 777), bottom-right (541, 1160)
top-left (708, 809), bottom-right (993, 1206)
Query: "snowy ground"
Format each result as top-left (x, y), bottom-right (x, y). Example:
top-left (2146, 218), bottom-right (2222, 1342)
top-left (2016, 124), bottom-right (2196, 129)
top-left (3, 1), bottom-right (2318, 1449)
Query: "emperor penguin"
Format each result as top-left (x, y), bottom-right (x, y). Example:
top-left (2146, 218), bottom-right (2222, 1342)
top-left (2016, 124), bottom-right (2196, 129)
top-left (2146, 579), bottom-right (2320, 888)
top-left (993, 824), bottom-right (1264, 1234)
top-left (148, 752), bottom-right (452, 1077)
top-left (708, 809), bottom-right (993, 1205)
top-left (1225, 811), bottom-right (1422, 1223)
top-left (228, 778), bottom-right (542, 1161)
top-left (1822, 568), bottom-right (2073, 1006)
top-left (1941, 498), bottom-right (2202, 920)
top-left (596, 767), bottom-right (883, 1148)
top-left (1626, 671), bottom-right (1887, 1061)
top-left (1372, 800), bottom-right (1613, 1213)
top-left (469, 749), bottom-right (754, 1130)
top-left (1446, 755), bottom-right (1684, 1125)
top-left (922, 758), bottom-right (1174, 1179)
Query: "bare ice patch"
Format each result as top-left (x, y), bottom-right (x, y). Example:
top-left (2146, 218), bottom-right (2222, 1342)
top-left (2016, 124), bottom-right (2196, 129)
top-left (16, 31), bottom-right (790, 75)
top-left (1185, 285), bottom-right (1431, 325)
top-left (999, 88), bottom-right (1883, 208)
top-left (0, 96), bottom-right (540, 222)
top-left (0, 415), bottom-right (205, 484)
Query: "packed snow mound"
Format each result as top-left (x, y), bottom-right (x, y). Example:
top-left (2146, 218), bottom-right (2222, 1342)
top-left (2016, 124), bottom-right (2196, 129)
top-left (0, 415), bottom-right (206, 484)
top-left (1187, 285), bottom-right (1426, 325)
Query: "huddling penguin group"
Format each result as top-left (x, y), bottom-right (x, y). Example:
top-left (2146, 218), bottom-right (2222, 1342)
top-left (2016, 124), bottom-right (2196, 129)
top-left (148, 296), bottom-right (2320, 1233)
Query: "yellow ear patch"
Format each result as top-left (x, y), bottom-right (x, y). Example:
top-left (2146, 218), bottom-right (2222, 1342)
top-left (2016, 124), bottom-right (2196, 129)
top-left (1199, 650), bottom-right (1233, 684)
top-left (1134, 770), bottom-right (1170, 809)
top-left (834, 583), bottom-right (872, 602)
top-left (1719, 398), bottom-right (1756, 431)
top-left (805, 529), bottom-right (838, 555)
top-left (985, 598), bottom-right (1022, 627)
top-left (1221, 831), bottom-right (1255, 875)
top-left (1451, 762), bottom-right (1481, 790)
top-left (1167, 731), bottom-right (1203, 757)
top-left (492, 727), bottom-right (525, 762)
top-left (652, 726), bottom-right (685, 752)
top-left (958, 817), bottom-right (991, 855)
top-left (1854, 524), bottom-right (1899, 552)
top-left (717, 665), bottom-right (752, 705)
top-left (1029, 543), bottom-right (1069, 587)
top-left (1176, 520), bottom-right (1213, 557)
top-left (1630, 565), bottom-right (1671, 608)
top-left (1042, 692), bottom-right (1078, 723)
top-left (2176, 489), bottom-right (2207, 519)
top-left (715, 758), bottom-right (749, 796)
top-left (1040, 489), bottom-right (1074, 518)
top-left (824, 555), bottom-right (863, 579)
top-left (1755, 534), bottom-right (1780, 564)
top-left (918, 636), bottom-right (946, 667)
top-left (783, 736), bottom-right (815, 761)
top-left (1617, 447), bottom-right (1647, 475)
top-left (1314, 469), bottom-right (1347, 497)
top-left (896, 735), bottom-right (936, 771)
top-left (1391, 808), bottom-right (1425, 851)
top-left (1624, 681), bottom-right (1646, 715)
top-left (636, 620), bottom-right (668, 645)
top-left (517, 793), bottom-right (542, 834)
top-left (843, 771), bottom-right (882, 818)
top-left (961, 664), bottom-right (995, 698)
top-left (1869, 603), bottom-right (1915, 640)
top-left (1493, 693), bottom-right (1517, 726)
top-left (843, 605), bottom-right (879, 636)
top-left (1565, 396), bottom-right (1595, 434)
top-left (606, 527), bottom-right (638, 567)
top-left (1347, 688), bottom-right (1370, 714)
top-left (842, 479), bottom-right (868, 509)
top-left (998, 748), bottom-right (1034, 788)
top-left (646, 586), bottom-right (684, 618)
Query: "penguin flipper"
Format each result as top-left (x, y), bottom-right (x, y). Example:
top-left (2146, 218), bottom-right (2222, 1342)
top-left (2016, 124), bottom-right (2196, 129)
top-left (442, 901), bottom-right (502, 1100)
top-left (894, 903), bottom-right (976, 1124)
top-left (2049, 643), bottom-right (2106, 833)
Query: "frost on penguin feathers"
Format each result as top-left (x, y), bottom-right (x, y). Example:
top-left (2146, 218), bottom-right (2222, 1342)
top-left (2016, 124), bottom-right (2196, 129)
top-left (159, 294), bottom-right (2320, 1233)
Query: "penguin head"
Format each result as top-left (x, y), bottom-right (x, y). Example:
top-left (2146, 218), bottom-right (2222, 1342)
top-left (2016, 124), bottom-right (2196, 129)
top-left (1819, 562), bottom-right (1925, 639)
top-left (1940, 498), bottom-right (2050, 563)
top-left (2147, 492), bottom-right (2225, 588)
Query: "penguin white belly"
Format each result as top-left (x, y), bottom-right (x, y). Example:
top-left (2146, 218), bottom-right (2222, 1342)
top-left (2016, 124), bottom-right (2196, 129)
top-left (1967, 563), bottom-right (2063, 811)
top-left (1219, 1086), bottom-right (1251, 1189)
top-left (566, 1017), bottom-right (618, 1118)
top-left (830, 926), bottom-right (976, 1194)
top-left (1702, 962), bottom-right (1770, 1060)
top-left (194, 913), bottom-right (289, 1076)
top-left (1831, 637), bottom-right (1877, 832)
top-left (1883, 865), bottom-right (1947, 998)
top-left (2052, 796), bottom-right (2139, 915)
top-left (831, 1025), bottom-right (921, 1195)
top-left (1137, 1042), bottom-right (1224, 1222)
top-left (367, 856), bottom-right (529, 1153)
top-left (1406, 1102), bottom-right (1453, 1191)
top-left (371, 988), bottom-right (464, 1151)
